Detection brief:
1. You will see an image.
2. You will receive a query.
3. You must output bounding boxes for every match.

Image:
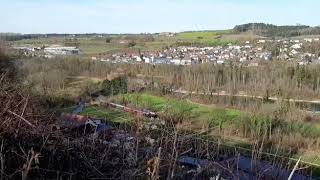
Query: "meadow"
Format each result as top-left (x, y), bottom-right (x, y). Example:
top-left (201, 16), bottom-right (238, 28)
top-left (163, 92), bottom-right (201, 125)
top-left (107, 93), bottom-right (320, 164)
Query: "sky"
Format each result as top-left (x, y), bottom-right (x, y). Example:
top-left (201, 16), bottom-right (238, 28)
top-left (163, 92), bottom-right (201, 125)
top-left (0, 0), bottom-right (319, 34)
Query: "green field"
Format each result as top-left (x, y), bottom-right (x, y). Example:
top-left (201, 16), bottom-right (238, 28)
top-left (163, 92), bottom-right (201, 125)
top-left (80, 106), bottom-right (133, 124)
top-left (58, 92), bottom-right (320, 165)
top-left (61, 105), bottom-right (133, 124)
top-left (111, 94), bottom-right (320, 135)
top-left (110, 93), bottom-right (320, 165)
top-left (176, 31), bottom-right (220, 40)
top-left (112, 93), bottom-right (244, 129)
top-left (175, 31), bottom-right (238, 46)
top-left (112, 94), bottom-right (320, 140)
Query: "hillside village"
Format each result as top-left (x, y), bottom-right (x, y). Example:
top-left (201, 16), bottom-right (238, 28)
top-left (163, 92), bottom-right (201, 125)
top-left (12, 36), bottom-right (320, 66)
top-left (100, 38), bottom-right (320, 66)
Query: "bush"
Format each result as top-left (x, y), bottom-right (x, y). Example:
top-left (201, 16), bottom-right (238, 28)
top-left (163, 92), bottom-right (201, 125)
top-left (0, 45), bottom-right (16, 80)
top-left (100, 76), bottom-right (128, 96)
top-left (128, 40), bottom-right (137, 47)
top-left (106, 37), bottom-right (112, 43)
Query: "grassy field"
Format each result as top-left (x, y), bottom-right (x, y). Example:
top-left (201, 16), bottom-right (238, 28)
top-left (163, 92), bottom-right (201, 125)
top-left (55, 91), bottom-right (320, 166)
top-left (110, 93), bottom-right (320, 163)
top-left (176, 30), bottom-right (235, 39)
top-left (80, 106), bottom-right (133, 124)
top-left (175, 31), bottom-right (238, 46)
top-left (112, 93), bottom-right (245, 128)
top-left (176, 31), bottom-right (220, 40)
top-left (61, 105), bottom-right (133, 124)
top-left (111, 93), bottom-right (320, 135)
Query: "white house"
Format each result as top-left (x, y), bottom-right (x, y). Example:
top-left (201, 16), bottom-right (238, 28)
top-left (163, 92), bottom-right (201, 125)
top-left (216, 60), bottom-right (225, 64)
top-left (298, 61), bottom-right (308, 66)
top-left (290, 49), bottom-right (299, 55)
top-left (171, 59), bottom-right (181, 65)
top-left (291, 44), bottom-right (302, 49)
top-left (240, 57), bottom-right (247, 62)
top-left (304, 38), bottom-right (313, 43)
top-left (144, 57), bottom-right (151, 63)
top-left (133, 56), bottom-right (142, 62)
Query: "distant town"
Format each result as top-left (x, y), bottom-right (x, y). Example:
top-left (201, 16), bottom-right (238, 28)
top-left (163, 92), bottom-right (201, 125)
top-left (12, 36), bottom-right (320, 66)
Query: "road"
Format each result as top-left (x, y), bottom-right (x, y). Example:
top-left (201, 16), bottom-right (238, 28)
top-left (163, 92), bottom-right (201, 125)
top-left (173, 89), bottom-right (320, 104)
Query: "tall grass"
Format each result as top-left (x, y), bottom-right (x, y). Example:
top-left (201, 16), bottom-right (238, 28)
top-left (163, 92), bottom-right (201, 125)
top-left (112, 93), bottom-right (320, 162)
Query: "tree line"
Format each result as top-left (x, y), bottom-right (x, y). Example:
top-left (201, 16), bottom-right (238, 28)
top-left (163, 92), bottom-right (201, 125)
top-left (233, 23), bottom-right (320, 37)
top-left (17, 56), bottom-right (320, 100)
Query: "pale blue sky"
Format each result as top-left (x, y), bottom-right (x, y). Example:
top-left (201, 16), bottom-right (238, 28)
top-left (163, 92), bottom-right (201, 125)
top-left (0, 0), bottom-right (319, 34)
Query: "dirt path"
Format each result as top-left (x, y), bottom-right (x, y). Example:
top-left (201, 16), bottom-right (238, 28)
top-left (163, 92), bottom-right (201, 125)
top-left (174, 89), bottom-right (320, 104)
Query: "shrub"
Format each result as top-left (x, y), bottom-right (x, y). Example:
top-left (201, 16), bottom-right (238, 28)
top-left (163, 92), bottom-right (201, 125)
top-left (0, 44), bottom-right (16, 80)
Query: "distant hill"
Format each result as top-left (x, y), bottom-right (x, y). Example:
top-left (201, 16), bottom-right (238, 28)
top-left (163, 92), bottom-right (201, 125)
top-left (233, 23), bottom-right (320, 37)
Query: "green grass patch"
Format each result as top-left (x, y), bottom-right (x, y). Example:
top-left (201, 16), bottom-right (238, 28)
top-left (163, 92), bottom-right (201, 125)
top-left (113, 93), bottom-right (320, 139)
top-left (175, 31), bottom-right (238, 46)
top-left (60, 105), bottom-right (133, 124)
top-left (177, 31), bottom-right (220, 40)
top-left (113, 93), bottom-right (244, 128)
top-left (80, 106), bottom-right (133, 124)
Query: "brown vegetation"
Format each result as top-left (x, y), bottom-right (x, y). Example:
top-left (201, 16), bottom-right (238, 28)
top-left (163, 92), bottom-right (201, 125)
top-left (0, 49), bottom-right (319, 178)
top-left (2, 82), bottom-right (307, 179)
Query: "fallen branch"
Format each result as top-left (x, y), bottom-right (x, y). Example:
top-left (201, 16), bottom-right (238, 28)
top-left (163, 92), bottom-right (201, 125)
top-left (7, 110), bottom-right (35, 128)
top-left (288, 157), bottom-right (301, 180)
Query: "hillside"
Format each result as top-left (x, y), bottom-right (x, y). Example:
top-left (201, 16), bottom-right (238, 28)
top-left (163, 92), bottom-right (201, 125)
top-left (234, 23), bottom-right (320, 37)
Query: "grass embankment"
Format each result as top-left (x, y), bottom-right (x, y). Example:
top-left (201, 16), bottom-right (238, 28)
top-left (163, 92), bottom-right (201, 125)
top-left (113, 93), bottom-right (244, 128)
top-left (110, 93), bottom-right (320, 164)
top-left (112, 94), bottom-right (320, 137)
top-left (58, 94), bottom-right (320, 167)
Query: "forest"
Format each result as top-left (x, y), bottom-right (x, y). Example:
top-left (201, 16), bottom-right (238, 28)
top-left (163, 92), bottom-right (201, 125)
top-left (19, 57), bottom-right (320, 100)
top-left (234, 23), bottom-right (320, 37)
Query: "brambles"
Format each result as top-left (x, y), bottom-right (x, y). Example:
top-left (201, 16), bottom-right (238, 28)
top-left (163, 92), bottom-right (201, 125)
top-left (0, 44), bottom-right (16, 80)
top-left (1, 65), bottom-right (319, 178)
